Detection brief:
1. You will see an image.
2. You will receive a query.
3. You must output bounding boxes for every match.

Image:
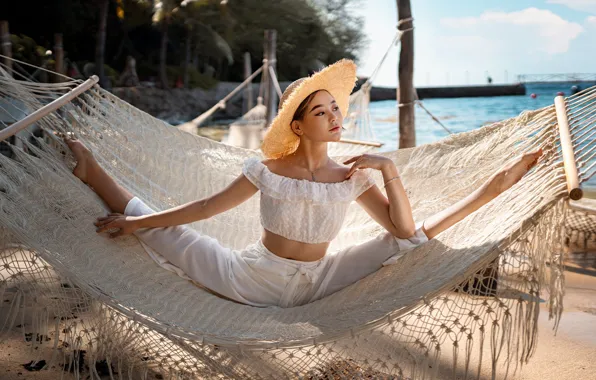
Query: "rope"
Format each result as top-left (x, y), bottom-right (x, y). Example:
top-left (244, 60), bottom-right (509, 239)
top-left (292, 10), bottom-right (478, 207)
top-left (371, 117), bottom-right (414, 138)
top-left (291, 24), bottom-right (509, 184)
top-left (416, 100), bottom-right (454, 135)
top-left (364, 29), bottom-right (404, 87)
top-left (268, 65), bottom-right (283, 98)
top-left (397, 17), bottom-right (414, 27)
top-left (397, 94), bottom-right (454, 135)
top-left (397, 100), bottom-right (416, 108)
top-left (0, 61), bottom-right (38, 83)
top-left (187, 64), bottom-right (265, 127)
top-left (363, 19), bottom-right (414, 87)
top-left (0, 54), bottom-right (72, 82)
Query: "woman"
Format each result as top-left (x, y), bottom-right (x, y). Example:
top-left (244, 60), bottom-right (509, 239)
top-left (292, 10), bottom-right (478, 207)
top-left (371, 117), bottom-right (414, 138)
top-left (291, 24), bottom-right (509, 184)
top-left (65, 60), bottom-right (541, 307)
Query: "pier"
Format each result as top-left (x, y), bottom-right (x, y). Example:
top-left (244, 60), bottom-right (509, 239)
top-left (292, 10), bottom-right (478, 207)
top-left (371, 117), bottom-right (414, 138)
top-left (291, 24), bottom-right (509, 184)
top-left (368, 83), bottom-right (526, 101)
top-left (517, 73), bottom-right (596, 84)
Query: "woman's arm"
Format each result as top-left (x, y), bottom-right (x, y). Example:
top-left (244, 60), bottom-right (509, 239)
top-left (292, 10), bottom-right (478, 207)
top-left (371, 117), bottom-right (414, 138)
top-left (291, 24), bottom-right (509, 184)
top-left (95, 174), bottom-right (258, 236)
top-left (345, 155), bottom-right (416, 239)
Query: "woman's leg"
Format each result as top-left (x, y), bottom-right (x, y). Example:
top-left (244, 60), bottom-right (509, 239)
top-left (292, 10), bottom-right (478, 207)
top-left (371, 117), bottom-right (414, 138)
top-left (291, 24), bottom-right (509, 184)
top-left (65, 137), bottom-right (133, 213)
top-left (65, 138), bottom-right (258, 304)
top-left (422, 149), bottom-right (543, 239)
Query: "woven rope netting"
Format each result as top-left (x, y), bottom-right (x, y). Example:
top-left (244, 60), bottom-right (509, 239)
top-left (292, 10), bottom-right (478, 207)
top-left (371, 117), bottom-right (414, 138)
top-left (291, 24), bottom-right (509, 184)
top-left (0, 62), bottom-right (595, 379)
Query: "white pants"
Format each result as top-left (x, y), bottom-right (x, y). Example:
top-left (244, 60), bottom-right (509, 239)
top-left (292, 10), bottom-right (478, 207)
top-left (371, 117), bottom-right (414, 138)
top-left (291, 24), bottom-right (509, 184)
top-left (125, 197), bottom-right (428, 308)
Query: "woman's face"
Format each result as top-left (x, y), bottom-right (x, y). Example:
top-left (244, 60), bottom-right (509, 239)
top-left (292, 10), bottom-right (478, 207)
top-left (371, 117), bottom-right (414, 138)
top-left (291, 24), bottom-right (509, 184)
top-left (292, 91), bottom-right (343, 143)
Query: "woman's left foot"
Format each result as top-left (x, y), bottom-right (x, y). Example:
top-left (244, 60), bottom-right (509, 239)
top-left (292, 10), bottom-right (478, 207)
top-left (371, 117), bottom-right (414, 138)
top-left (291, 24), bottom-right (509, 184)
top-left (64, 137), bottom-right (97, 184)
top-left (489, 148), bottom-right (543, 196)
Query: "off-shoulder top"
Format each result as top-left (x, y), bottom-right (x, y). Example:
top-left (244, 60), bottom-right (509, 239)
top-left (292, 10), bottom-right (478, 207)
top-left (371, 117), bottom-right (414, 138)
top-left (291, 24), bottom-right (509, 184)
top-left (242, 157), bottom-right (375, 244)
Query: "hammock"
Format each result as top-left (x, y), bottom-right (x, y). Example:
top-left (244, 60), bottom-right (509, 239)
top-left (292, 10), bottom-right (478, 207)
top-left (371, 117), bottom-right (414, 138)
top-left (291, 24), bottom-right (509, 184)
top-left (0, 62), bottom-right (594, 379)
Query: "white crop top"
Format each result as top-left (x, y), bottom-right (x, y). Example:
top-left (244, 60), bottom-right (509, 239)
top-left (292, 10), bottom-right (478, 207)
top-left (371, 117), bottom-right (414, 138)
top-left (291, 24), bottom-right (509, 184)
top-left (242, 157), bottom-right (375, 244)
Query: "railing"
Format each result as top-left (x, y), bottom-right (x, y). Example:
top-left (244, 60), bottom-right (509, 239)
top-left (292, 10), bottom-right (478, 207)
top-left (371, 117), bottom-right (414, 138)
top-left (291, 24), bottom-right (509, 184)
top-left (517, 73), bottom-right (596, 84)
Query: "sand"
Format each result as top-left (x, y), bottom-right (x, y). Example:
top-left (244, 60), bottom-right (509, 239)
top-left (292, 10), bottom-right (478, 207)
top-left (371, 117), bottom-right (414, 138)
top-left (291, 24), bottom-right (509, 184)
top-left (1, 261), bottom-right (595, 380)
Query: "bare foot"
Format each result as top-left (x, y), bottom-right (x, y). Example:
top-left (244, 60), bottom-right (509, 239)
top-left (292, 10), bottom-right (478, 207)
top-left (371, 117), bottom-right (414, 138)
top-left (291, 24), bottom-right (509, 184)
top-left (488, 148), bottom-right (543, 196)
top-left (64, 137), bottom-right (96, 184)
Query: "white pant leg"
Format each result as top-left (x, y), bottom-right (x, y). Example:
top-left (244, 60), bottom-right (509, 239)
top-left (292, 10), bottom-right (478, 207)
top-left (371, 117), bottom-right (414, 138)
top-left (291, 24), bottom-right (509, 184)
top-left (312, 223), bottom-right (428, 301)
top-left (237, 240), bottom-right (327, 308)
top-left (124, 197), bottom-right (257, 305)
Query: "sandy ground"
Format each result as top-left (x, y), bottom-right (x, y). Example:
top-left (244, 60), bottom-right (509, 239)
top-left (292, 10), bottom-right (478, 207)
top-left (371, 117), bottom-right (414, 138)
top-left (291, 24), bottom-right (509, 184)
top-left (468, 261), bottom-right (596, 380)
top-left (1, 259), bottom-right (595, 380)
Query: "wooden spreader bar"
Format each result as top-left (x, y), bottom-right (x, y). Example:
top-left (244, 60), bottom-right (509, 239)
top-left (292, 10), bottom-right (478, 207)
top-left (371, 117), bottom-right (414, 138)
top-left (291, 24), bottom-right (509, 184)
top-left (554, 95), bottom-right (583, 200)
top-left (0, 75), bottom-right (99, 142)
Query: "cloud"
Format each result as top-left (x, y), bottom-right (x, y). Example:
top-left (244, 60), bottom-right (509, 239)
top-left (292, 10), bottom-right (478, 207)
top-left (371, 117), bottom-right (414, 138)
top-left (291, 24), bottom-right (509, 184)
top-left (588, 15), bottom-right (596, 23)
top-left (440, 8), bottom-right (583, 54)
top-left (547, 0), bottom-right (596, 14)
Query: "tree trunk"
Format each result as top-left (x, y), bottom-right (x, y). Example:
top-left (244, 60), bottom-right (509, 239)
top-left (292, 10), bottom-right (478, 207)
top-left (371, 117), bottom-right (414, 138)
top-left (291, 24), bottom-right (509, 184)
top-left (54, 33), bottom-right (64, 82)
top-left (95, 0), bottom-right (109, 88)
top-left (192, 43), bottom-right (200, 70)
top-left (159, 18), bottom-right (169, 89)
top-left (1, 21), bottom-right (13, 77)
top-left (397, 0), bottom-right (415, 148)
top-left (183, 29), bottom-right (191, 88)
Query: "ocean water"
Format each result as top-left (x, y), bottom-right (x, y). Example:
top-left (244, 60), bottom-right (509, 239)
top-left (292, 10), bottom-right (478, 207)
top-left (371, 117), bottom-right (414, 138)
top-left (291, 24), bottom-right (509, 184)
top-left (370, 82), bottom-right (596, 188)
top-left (371, 82), bottom-right (596, 151)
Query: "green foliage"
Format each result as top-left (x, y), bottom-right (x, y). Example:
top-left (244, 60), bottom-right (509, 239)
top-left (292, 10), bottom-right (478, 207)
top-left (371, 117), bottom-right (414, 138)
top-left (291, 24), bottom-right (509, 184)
top-left (218, 0), bottom-right (366, 81)
top-left (10, 34), bottom-right (48, 65)
top-left (75, 61), bottom-right (120, 83)
top-left (166, 65), bottom-right (218, 89)
top-left (4, 0), bottom-right (366, 85)
top-left (177, 1), bottom-right (234, 64)
top-left (135, 60), bottom-right (217, 89)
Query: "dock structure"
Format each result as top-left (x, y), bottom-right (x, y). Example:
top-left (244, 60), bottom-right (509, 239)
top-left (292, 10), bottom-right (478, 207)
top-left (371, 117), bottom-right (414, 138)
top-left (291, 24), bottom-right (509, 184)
top-left (517, 73), bottom-right (596, 84)
top-left (368, 83), bottom-right (526, 101)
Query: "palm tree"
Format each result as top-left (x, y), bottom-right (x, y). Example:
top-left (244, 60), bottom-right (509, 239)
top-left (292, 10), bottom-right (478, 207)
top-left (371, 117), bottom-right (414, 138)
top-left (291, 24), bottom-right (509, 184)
top-left (151, 0), bottom-right (182, 88)
top-left (178, 0), bottom-right (233, 87)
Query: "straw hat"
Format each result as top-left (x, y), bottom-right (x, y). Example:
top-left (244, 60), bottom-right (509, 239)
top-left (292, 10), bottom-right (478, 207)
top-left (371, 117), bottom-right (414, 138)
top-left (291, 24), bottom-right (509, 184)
top-left (261, 59), bottom-right (357, 159)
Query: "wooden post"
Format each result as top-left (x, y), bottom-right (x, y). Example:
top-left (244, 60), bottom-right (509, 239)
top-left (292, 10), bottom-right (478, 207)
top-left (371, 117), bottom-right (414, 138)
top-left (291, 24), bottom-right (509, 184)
top-left (555, 95), bottom-right (583, 200)
top-left (54, 33), bottom-right (64, 82)
top-left (0, 21), bottom-right (12, 77)
top-left (396, 0), bottom-right (415, 148)
top-left (95, 0), bottom-right (109, 88)
top-left (264, 30), bottom-right (277, 128)
top-left (261, 33), bottom-right (270, 113)
top-left (243, 52), bottom-right (254, 114)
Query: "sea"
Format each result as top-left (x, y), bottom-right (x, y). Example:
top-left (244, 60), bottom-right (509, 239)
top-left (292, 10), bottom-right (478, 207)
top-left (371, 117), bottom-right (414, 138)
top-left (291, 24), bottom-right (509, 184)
top-left (370, 82), bottom-right (596, 188)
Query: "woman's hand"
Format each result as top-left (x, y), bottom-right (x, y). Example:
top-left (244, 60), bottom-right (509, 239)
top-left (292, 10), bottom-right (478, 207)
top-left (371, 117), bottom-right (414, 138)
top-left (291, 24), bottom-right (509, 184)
top-left (94, 213), bottom-right (141, 238)
top-left (343, 154), bottom-right (394, 179)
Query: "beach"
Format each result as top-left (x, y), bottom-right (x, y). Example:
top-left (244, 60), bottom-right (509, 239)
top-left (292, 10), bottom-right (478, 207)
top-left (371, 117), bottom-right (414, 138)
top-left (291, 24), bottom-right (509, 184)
top-left (1, 254), bottom-right (594, 379)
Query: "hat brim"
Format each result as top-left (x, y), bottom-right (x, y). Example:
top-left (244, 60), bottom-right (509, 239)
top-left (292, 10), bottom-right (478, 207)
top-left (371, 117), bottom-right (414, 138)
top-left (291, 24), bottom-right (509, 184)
top-left (261, 59), bottom-right (357, 159)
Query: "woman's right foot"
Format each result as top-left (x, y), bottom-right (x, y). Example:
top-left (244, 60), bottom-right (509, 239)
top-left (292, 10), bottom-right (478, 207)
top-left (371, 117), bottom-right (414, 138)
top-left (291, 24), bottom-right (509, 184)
top-left (64, 137), bottom-right (96, 184)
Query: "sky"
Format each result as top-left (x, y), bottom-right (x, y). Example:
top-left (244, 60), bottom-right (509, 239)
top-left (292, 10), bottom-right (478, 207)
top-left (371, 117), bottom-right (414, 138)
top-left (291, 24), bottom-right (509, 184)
top-left (356, 0), bottom-right (596, 87)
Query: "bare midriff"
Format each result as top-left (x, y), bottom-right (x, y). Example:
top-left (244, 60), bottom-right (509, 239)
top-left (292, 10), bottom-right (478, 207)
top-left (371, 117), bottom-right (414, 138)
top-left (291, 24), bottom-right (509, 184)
top-left (261, 229), bottom-right (329, 262)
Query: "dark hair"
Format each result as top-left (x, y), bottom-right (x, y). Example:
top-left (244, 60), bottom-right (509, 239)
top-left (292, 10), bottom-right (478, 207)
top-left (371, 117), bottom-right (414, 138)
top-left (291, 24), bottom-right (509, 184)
top-left (292, 91), bottom-right (322, 121)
